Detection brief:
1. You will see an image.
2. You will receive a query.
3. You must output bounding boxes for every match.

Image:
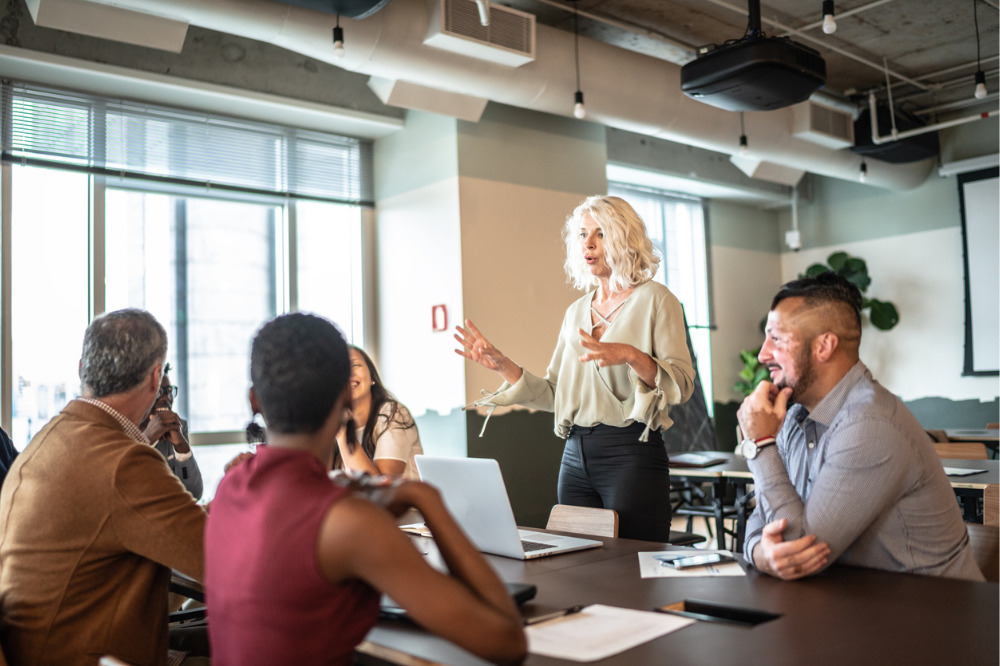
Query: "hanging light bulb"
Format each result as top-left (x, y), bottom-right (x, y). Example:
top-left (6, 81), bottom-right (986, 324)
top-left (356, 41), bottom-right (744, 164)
top-left (822, 0), bottom-right (837, 34)
top-left (570, 0), bottom-right (585, 119)
top-left (973, 0), bottom-right (986, 99)
top-left (332, 15), bottom-right (345, 58)
top-left (738, 112), bottom-right (748, 156)
top-left (974, 71), bottom-right (988, 99)
top-left (574, 90), bottom-right (586, 119)
top-left (859, 160), bottom-right (868, 183)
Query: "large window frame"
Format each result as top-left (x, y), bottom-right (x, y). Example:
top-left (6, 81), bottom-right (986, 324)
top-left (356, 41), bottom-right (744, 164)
top-left (0, 81), bottom-right (373, 447)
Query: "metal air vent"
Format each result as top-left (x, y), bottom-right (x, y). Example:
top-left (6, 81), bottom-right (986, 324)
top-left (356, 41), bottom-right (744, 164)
top-left (792, 100), bottom-right (855, 149)
top-left (425, 0), bottom-right (535, 67)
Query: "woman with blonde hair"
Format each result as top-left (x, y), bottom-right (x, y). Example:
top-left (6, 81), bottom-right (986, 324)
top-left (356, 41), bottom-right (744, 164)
top-left (455, 195), bottom-right (695, 541)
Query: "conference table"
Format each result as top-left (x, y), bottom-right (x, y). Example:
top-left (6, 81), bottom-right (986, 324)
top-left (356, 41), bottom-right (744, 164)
top-left (671, 453), bottom-right (999, 551)
top-left (358, 532), bottom-right (998, 665)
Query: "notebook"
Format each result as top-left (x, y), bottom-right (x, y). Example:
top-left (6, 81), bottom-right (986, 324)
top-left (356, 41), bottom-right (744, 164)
top-left (413, 455), bottom-right (603, 560)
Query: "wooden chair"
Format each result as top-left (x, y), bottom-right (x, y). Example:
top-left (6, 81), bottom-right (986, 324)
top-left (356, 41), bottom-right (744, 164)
top-left (987, 423), bottom-right (999, 430)
top-left (985, 485), bottom-right (999, 527)
top-left (546, 505), bottom-right (618, 538)
top-left (925, 429), bottom-right (949, 443)
top-left (933, 441), bottom-right (989, 460)
top-left (966, 523), bottom-right (999, 582)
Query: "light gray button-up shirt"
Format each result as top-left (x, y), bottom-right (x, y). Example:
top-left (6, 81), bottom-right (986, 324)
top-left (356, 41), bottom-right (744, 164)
top-left (745, 361), bottom-right (983, 581)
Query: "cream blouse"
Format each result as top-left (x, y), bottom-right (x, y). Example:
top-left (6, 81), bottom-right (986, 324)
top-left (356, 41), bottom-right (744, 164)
top-left (474, 280), bottom-right (695, 441)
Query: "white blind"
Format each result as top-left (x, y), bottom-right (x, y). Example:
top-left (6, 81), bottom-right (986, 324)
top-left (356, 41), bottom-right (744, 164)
top-left (1, 81), bottom-right (373, 206)
top-left (608, 183), bottom-right (713, 329)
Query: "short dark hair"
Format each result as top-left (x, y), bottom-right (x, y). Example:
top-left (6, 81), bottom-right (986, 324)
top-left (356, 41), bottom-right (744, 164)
top-left (250, 313), bottom-right (350, 434)
top-left (80, 309), bottom-right (167, 398)
top-left (771, 271), bottom-right (863, 328)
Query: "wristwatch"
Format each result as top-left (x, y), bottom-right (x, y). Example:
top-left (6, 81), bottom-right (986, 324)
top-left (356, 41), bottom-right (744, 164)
top-left (740, 435), bottom-right (777, 460)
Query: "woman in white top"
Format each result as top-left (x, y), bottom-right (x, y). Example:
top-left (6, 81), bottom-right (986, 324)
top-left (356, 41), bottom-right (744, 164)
top-left (336, 346), bottom-right (423, 480)
top-left (454, 195), bottom-right (695, 541)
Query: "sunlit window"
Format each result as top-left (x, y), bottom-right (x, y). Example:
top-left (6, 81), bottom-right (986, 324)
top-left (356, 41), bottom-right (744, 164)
top-left (609, 184), bottom-right (714, 413)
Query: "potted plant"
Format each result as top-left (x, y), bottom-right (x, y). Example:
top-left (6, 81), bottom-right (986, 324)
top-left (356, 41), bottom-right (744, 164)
top-left (734, 251), bottom-right (899, 397)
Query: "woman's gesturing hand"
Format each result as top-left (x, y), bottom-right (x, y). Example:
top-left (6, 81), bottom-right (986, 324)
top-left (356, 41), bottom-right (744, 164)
top-left (454, 319), bottom-right (505, 371)
top-left (454, 319), bottom-right (523, 385)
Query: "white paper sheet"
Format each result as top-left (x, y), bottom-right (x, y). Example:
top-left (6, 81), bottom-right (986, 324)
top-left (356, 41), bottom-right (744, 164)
top-left (637, 550), bottom-right (746, 578)
top-left (526, 604), bottom-right (694, 662)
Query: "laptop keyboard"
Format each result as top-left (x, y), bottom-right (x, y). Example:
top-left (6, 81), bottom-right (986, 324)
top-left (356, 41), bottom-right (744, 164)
top-left (521, 539), bottom-right (556, 552)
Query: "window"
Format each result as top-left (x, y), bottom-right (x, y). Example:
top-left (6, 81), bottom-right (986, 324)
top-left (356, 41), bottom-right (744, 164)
top-left (1, 82), bottom-right (371, 499)
top-left (608, 184), bottom-right (714, 412)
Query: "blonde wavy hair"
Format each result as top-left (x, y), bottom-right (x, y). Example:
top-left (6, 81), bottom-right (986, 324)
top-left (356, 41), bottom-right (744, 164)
top-left (563, 195), bottom-right (660, 292)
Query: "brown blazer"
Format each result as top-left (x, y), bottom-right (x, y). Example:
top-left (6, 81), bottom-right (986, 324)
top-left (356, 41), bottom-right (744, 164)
top-left (0, 400), bottom-right (206, 666)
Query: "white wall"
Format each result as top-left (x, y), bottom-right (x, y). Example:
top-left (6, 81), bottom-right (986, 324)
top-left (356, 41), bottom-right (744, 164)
top-left (780, 227), bottom-right (999, 402)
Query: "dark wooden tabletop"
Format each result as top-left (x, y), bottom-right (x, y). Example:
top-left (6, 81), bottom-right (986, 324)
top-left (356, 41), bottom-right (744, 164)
top-left (361, 534), bottom-right (999, 665)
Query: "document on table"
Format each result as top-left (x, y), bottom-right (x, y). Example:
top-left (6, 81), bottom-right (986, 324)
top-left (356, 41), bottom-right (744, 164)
top-left (638, 550), bottom-right (746, 578)
top-left (526, 604), bottom-right (694, 662)
top-left (943, 467), bottom-right (987, 477)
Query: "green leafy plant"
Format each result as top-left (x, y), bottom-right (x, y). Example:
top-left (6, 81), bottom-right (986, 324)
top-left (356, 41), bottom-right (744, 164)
top-left (733, 251), bottom-right (900, 397)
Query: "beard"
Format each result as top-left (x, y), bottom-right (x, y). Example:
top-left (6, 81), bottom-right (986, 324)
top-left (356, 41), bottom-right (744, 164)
top-left (776, 346), bottom-right (816, 406)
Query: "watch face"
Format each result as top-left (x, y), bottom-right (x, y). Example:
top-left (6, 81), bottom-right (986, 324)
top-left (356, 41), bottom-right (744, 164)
top-left (741, 439), bottom-right (757, 459)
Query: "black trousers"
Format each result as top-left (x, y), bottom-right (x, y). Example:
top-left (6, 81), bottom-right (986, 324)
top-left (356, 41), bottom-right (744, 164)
top-left (557, 423), bottom-right (672, 542)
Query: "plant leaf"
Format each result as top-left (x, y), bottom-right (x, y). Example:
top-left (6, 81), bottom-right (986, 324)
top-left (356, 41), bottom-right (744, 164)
top-left (805, 263), bottom-right (829, 277)
top-left (868, 299), bottom-right (899, 330)
top-left (827, 251), bottom-right (848, 270)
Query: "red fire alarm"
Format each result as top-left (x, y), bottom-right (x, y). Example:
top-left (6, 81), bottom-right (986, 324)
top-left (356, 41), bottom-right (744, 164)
top-left (431, 305), bottom-right (448, 332)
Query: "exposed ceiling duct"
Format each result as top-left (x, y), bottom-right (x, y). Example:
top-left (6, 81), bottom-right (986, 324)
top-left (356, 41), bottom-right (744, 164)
top-left (29, 0), bottom-right (937, 190)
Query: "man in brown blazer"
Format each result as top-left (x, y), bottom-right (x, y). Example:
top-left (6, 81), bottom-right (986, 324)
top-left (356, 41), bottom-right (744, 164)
top-left (0, 309), bottom-right (206, 666)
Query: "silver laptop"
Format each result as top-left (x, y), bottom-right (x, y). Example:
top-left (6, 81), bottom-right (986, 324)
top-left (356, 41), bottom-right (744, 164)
top-left (413, 455), bottom-right (602, 560)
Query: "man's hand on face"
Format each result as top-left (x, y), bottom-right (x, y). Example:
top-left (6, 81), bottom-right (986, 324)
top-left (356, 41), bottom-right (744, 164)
top-left (737, 380), bottom-right (793, 441)
top-left (752, 518), bottom-right (830, 580)
top-left (144, 409), bottom-right (187, 452)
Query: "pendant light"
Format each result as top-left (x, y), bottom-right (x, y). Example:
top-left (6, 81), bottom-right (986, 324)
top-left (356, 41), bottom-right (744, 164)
top-left (739, 112), bottom-right (749, 156)
top-left (571, 0), bottom-right (586, 119)
top-left (973, 0), bottom-right (987, 99)
top-left (333, 14), bottom-right (345, 59)
top-left (821, 0), bottom-right (837, 35)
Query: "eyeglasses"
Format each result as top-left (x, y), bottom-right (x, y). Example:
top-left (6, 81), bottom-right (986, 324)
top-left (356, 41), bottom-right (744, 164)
top-left (159, 385), bottom-right (179, 399)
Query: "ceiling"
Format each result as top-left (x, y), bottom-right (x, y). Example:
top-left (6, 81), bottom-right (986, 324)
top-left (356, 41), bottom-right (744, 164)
top-left (503, 0), bottom-right (1000, 121)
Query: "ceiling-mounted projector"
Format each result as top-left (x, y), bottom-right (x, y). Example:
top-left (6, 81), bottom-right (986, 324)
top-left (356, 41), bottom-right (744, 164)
top-left (680, 0), bottom-right (826, 112)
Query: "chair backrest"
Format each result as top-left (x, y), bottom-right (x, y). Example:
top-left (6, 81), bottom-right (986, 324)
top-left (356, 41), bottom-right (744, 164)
top-left (546, 505), bottom-right (619, 538)
top-left (966, 523), bottom-right (1000, 582)
top-left (933, 441), bottom-right (989, 460)
top-left (925, 429), bottom-right (949, 443)
top-left (985, 485), bottom-right (999, 528)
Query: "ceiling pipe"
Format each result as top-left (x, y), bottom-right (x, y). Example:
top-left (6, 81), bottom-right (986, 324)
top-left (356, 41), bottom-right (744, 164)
top-left (57, 0), bottom-right (939, 189)
top-left (867, 91), bottom-right (999, 144)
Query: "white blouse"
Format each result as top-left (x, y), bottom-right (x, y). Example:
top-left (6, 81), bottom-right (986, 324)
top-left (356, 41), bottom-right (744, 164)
top-left (474, 280), bottom-right (695, 441)
top-left (356, 402), bottom-right (423, 480)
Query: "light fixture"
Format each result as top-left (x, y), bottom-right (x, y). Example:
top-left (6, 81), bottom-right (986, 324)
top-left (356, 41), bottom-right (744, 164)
top-left (475, 0), bottom-right (490, 27)
top-left (821, 0), bottom-right (837, 35)
top-left (571, 0), bottom-right (585, 119)
top-left (739, 112), bottom-right (749, 156)
top-left (332, 14), bottom-right (345, 59)
top-left (973, 0), bottom-right (987, 100)
top-left (859, 160), bottom-right (868, 183)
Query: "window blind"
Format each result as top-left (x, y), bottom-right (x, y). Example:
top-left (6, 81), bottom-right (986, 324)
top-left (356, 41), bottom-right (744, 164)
top-left (1, 81), bottom-right (373, 206)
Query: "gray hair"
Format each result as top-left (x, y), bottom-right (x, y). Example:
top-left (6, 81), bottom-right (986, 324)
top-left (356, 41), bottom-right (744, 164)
top-left (80, 309), bottom-right (168, 398)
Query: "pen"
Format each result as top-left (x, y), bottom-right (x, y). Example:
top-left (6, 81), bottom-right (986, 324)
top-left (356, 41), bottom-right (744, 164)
top-left (524, 604), bottom-right (585, 626)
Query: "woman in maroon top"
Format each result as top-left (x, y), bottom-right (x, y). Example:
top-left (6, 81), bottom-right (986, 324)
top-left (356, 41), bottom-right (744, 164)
top-left (206, 313), bottom-right (525, 665)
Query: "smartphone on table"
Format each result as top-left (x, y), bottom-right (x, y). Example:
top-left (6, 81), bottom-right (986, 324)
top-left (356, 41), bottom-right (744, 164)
top-left (659, 553), bottom-right (736, 569)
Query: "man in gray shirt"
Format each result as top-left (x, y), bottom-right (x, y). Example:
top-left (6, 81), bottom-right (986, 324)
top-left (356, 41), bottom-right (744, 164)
top-left (737, 272), bottom-right (983, 581)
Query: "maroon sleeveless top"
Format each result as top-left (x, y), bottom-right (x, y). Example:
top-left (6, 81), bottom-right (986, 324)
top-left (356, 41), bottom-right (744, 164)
top-left (207, 445), bottom-right (379, 665)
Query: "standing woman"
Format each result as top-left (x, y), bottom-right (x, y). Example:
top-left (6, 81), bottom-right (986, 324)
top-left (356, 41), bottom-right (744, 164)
top-left (335, 346), bottom-right (424, 479)
top-left (455, 195), bottom-right (695, 541)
